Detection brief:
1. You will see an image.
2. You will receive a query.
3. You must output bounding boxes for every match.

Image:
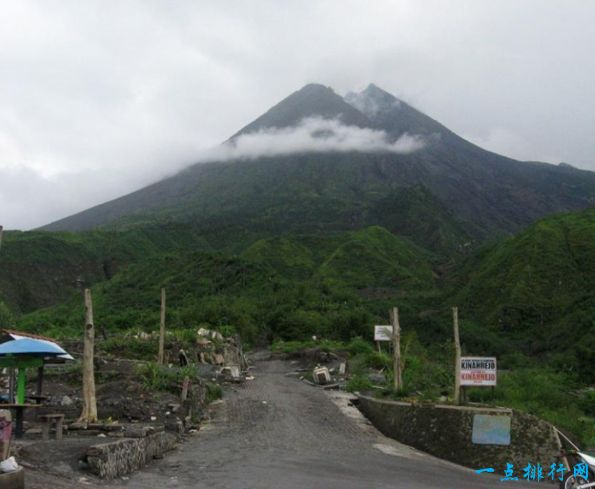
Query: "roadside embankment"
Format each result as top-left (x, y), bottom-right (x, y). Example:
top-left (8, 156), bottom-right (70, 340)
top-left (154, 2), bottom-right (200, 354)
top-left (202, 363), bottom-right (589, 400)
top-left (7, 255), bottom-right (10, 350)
top-left (357, 395), bottom-right (560, 471)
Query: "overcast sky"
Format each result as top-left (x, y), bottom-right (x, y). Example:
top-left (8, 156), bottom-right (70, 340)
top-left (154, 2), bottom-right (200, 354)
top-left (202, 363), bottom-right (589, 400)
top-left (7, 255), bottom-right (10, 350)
top-left (1, 0), bottom-right (595, 230)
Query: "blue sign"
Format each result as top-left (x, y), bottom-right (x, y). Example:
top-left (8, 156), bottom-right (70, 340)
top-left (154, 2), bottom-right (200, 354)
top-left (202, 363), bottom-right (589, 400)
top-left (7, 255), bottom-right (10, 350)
top-left (472, 414), bottom-right (511, 445)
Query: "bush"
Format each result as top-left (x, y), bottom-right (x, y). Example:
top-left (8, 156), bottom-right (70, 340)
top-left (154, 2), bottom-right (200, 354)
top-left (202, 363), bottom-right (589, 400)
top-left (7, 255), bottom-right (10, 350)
top-left (346, 374), bottom-right (374, 393)
top-left (102, 335), bottom-right (159, 360)
top-left (206, 383), bottom-right (223, 403)
top-left (346, 337), bottom-right (374, 356)
top-left (136, 362), bottom-right (201, 393)
top-left (136, 362), bottom-right (170, 391)
top-left (363, 351), bottom-right (391, 370)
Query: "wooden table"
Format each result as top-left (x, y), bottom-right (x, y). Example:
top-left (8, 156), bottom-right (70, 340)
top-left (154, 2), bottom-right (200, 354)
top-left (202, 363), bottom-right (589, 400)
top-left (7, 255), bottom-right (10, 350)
top-left (0, 404), bottom-right (41, 439)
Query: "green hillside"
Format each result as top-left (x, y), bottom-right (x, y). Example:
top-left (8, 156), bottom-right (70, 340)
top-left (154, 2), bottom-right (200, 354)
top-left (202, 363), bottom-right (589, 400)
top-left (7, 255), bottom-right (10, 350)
top-left (0, 225), bottom-right (210, 314)
top-left (452, 209), bottom-right (595, 380)
top-left (4, 213), bottom-right (594, 445)
top-left (15, 226), bottom-right (434, 343)
top-left (317, 226), bottom-right (434, 289)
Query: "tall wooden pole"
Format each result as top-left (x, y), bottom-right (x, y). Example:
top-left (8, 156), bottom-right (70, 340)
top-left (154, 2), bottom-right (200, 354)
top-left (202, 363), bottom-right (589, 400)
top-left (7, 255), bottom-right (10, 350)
top-left (158, 288), bottom-right (166, 365)
top-left (453, 306), bottom-right (462, 405)
top-left (79, 289), bottom-right (98, 424)
top-left (390, 307), bottom-right (403, 390)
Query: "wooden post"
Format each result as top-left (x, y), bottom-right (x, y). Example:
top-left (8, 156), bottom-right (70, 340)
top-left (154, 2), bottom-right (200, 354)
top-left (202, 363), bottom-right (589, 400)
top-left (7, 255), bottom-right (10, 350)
top-left (79, 288), bottom-right (98, 424)
top-left (390, 307), bottom-right (403, 390)
top-left (453, 306), bottom-right (462, 405)
top-left (8, 367), bottom-right (15, 403)
top-left (0, 225), bottom-right (3, 252)
top-left (158, 288), bottom-right (166, 365)
top-left (181, 377), bottom-right (190, 402)
top-left (36, 366), bottom-right (44, 397)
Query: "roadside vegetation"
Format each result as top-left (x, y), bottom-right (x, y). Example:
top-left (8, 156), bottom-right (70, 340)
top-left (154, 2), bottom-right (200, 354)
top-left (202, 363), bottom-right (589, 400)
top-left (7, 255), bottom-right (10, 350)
top-left (1, 210), bottom-right (594, 447)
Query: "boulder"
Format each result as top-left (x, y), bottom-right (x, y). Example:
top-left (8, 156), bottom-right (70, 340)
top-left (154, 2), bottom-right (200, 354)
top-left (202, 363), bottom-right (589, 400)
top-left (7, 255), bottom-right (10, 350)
top-left (61, 395), bottom-right (74, 406)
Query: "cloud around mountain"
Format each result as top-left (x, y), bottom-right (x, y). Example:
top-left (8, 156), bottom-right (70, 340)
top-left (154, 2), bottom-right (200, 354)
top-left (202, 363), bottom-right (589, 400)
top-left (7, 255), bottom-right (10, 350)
top-left (205, 117), bottom-right (426, 161)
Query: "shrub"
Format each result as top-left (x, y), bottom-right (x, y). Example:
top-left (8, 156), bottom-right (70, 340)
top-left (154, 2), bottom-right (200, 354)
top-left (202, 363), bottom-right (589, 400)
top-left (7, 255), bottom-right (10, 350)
top-left (206, 383), bottom-right (223, 403)
top-left (346, 374), bottom-right (374, 393)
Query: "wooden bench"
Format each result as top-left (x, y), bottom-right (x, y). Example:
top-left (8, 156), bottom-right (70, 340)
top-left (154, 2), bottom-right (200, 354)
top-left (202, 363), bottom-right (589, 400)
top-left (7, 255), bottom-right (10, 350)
top-left (39, 413), bottom-right (64, 441)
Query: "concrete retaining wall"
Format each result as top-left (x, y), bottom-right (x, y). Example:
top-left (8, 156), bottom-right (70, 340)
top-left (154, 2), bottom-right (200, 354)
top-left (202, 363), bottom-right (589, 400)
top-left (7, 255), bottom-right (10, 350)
top-left (358, 395), bottom-right (560, 471)
top-left (86, 431), bottom-right (177, 479)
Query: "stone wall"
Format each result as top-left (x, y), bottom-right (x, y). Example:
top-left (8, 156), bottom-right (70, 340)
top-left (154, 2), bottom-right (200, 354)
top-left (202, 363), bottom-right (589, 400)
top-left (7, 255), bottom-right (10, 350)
top-left (86, 431), bottom-right (177, 479)
top-left (358, 395), bottom-right (560, 471)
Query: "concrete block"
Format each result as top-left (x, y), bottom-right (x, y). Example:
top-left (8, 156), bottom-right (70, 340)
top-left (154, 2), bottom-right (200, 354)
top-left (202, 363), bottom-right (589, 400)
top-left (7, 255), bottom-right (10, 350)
top-left (313, 367), bottom-right (331, 385)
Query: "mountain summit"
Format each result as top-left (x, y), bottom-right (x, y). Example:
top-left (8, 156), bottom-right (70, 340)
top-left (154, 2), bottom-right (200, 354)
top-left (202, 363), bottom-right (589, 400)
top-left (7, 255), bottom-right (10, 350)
top-left (232, 84), bottom-right (370, 137)
top-left (41, 83), bottom-right (595, 253)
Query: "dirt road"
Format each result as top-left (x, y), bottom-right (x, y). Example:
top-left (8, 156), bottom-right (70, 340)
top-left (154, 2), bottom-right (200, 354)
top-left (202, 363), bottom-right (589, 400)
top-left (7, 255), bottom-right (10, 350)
top-left (105, 359), bottom-right (520, 489)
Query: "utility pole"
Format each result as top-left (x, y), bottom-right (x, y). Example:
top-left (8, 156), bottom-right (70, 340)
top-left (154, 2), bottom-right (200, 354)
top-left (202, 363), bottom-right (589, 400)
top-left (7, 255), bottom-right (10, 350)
top-left (390, 307), bottom-right (403, 390)
top-left (453, 306), bottom-right (462, 405)
top-left (158, 288), bottom-right (166, 365)
top-left (79, 288), bottom-right (98, 424)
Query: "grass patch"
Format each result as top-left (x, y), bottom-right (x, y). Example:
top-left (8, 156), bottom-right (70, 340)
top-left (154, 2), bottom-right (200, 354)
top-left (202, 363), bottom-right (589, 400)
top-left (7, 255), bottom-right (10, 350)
top-left (206, 383), bottom-right (223, 403)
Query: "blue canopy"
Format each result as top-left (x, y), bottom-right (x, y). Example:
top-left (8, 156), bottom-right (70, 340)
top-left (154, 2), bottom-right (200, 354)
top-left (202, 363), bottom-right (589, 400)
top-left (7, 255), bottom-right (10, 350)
top-left (0, 338), bottom-right (67, 357)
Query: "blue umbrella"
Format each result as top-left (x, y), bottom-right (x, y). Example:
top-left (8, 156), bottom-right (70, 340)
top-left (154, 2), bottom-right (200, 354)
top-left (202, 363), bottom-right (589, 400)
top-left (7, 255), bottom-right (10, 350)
top-left (0, 338), bottom-right (67, 357)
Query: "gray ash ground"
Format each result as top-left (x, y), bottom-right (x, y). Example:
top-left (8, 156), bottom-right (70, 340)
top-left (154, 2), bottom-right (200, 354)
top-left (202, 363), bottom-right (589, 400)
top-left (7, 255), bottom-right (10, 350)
top-left (23, 355), bottom-right (533, 489)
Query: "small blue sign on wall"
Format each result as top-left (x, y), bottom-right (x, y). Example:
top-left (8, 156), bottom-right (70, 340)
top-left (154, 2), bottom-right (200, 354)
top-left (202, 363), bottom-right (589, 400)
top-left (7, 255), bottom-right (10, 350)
top-left (472, 414), bottom-right (511, 445)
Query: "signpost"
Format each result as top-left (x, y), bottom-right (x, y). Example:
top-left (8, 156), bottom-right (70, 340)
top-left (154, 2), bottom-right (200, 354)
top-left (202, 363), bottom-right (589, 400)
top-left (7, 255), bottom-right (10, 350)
top-left (390, 307), bottom-right (403, 390)
top-left (453, 307), bottom-right (461, 403)
top-left (460, 357), bottom-right (497, 386)
top-left (374, 325), bottom-right (393, 342)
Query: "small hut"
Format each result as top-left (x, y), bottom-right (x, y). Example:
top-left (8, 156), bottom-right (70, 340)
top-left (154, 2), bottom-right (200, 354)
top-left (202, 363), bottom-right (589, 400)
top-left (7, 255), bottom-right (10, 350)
top-left (0, 330), bottom-right (72, 438)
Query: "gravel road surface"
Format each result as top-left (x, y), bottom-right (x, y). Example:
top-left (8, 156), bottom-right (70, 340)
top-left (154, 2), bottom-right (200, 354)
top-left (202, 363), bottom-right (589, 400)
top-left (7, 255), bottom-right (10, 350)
top-left (104, 359), bottom-right (524, 489)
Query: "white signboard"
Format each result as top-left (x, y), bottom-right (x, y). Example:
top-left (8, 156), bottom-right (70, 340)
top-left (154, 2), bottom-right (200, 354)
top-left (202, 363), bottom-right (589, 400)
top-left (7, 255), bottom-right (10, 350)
top-left (374, 325), bottom-right (393, 342)
top-left (460, 357), bottom-right (497, 386)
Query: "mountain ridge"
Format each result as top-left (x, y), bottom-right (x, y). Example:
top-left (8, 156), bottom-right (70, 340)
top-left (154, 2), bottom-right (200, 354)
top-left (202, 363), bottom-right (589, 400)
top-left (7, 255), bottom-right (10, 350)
top-left (40, 83), bottom-right (595, 247)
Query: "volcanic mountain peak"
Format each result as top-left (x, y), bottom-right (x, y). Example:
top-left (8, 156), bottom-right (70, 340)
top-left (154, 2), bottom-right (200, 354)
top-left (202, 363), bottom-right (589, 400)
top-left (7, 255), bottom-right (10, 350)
top-left (233, 81), bottom-right (447, 142)
top-left (232, 83), bottom-right (370, 138)
top-left (39, 82), bottom-right (595, 236)
top-left (344, 83), bottom-right (402, 118)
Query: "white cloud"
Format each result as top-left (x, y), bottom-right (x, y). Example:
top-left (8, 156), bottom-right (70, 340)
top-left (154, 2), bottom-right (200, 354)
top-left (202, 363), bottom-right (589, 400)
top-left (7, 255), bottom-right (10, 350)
top-left (207, 118), bottom-right (425, 161)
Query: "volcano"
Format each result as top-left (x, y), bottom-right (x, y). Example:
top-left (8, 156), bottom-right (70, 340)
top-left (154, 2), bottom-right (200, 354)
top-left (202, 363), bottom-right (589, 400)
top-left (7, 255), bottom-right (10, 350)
top-left (41, 83), bottom-right (595, 253)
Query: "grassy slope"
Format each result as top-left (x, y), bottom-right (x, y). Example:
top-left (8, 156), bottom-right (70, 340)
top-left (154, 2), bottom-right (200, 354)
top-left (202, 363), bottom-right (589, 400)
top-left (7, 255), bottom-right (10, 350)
top-left (16, 226), bottom-right (435, 344)
top-left (0, 225), bottom-right (210, 314)
top-left (451, 209), bottom-right (595, 379)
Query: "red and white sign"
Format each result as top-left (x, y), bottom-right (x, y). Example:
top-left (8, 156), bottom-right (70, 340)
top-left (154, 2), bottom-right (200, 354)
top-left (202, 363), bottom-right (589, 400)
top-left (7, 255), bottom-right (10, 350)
top-left (460, 357), bottom-right (497, 386)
